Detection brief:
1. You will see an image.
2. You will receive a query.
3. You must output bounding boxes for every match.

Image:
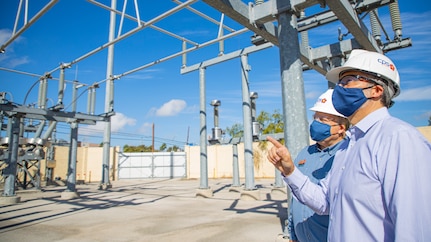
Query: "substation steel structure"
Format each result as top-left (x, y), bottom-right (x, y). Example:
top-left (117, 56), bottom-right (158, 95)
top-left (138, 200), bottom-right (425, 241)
top-left (0, 0), bottom-right (411, 206)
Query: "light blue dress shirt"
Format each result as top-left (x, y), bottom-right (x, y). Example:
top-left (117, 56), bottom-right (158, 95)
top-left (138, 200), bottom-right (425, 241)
top-left (284, 107), bottom-right (431, 242)
top-left (288, 141), bottom-right (343, 242)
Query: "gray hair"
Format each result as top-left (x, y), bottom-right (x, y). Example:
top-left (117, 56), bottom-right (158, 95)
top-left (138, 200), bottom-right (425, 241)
top-left (371, 78), bottom-right (395, 108)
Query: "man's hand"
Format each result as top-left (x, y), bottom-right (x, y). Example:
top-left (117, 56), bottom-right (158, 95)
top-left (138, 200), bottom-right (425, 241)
top-left (266, 136), bottom-right (295, 177)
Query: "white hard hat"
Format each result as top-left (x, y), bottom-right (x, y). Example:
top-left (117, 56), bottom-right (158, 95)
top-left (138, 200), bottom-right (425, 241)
top-left (326, 49), bottom-right (400, 97)
top-left (310, 89), bottom-right (346, 118)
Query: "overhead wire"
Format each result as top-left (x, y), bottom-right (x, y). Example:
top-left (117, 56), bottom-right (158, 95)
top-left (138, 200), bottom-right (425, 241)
top-left (54, 122), bottom-right (187, 147)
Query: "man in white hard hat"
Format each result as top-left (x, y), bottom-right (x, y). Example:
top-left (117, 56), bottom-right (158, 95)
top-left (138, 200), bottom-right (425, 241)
top-left (267, 49), bottom-right (431, 241)
top-left (285, 89), bottom-right (349, 242)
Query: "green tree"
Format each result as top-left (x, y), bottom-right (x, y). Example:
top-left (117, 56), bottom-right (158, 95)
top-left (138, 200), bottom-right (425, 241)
top-left (123, 144), bottom-right (153, 152)
top-left (224, 109), bottom-right (284, 139)
top-left (257, 109), bottom-right (284, 134)
top-left (167, 145), bottom-right (180, 152)
top-left (225, 123), bottom-right (244, 138)
top-left (159, 143), bottom-right (167, 151)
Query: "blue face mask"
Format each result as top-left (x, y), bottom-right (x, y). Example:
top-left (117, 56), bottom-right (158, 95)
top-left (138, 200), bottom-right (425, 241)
top-left (309, 120), bottom-right (333, 142)
top-left (332, 84), bottom-right (373, 117)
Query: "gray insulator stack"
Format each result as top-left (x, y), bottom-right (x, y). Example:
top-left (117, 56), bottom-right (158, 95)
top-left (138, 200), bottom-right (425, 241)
top-left (389, 0), bottom-right (402, 41)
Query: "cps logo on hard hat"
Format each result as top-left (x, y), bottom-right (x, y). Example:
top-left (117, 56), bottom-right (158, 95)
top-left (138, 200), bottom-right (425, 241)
top-left (378, 58), bottom-right (395, 71)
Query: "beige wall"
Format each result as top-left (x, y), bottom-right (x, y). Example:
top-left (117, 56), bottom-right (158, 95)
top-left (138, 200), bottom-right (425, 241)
top-left (186, 141), bottom-right (279, 179)
top-left (417, 126), bottom-right (431, 142)
top-left (186, 126), bottom-right (431, 179)
top-left (40, 146), bottom-right (119, 183)
top-left (11, 126), bottom-right (431, 184)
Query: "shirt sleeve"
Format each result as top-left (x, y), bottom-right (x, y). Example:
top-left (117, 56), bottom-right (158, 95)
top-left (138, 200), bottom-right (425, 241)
top-left (378, 128), bottom-right (431, 241)
top-left (283, 168), bottom-right (330, 215)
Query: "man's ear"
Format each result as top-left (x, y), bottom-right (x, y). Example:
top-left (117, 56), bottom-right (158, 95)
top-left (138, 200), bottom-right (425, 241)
top-left (371, 85), bottom-right (384, 98)
top-left (337, 124), bottom-right (346, 134)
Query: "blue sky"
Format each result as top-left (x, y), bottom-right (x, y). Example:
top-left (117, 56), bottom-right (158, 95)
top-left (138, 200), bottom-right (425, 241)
top-left (1, 0), bottom-right (430, 149)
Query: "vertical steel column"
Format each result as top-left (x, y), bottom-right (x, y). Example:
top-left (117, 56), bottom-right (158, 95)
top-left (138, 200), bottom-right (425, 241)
top-left (90, 87), bottom-right (96, 115)
top-left (87, 87), bottom-right (93, 114)
top-left (2, 116), bottom-right (20, 197)
top-left (182, 40), bottom-right (187, 68)
top-left (240, 54), bottom-right (255, 190)
top-left (277, 8), bottom-right (309, 164)
top-left (213, 104), bottom-right (219, 127)
top-left (18, 117), bottom-right (24, 137)
top-left (100, 0), bottom-right (117, 189)
top-left (72, 81), bottom-right (78, 112)
top-left (199, 67), bottom-right (209, 189)
top-left (37, 76), bottom-right (48, 109)
top-left (277, 8), bottom-right (310, 237)
top-left (250, 94), bottom-right (257, 121)
top-left (38, 78), bottom-right (45, 109)
top-left (66, 122), bottom-right (78, 192)
top-left (45, 123), bottom-right (56, 183)
top-left (57, 66), bottom-right (66, 108)
top-left (274, 169), bottom-right (284, 188)
top-left (232, 143), bottom-right (240, 187)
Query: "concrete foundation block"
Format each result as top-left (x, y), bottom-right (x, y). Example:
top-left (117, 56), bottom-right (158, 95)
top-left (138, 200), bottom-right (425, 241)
top-left (275, 233), bottom-right (290, 242)
top-left (240, 189), bottom-right (261, 201)
top-left (0, 196), bottom-right (21, 204)
top-left (61, 191), bottom-right (80, 200)
top-left (228, 186), bottom-right (242, 193)
top-left (271, 187), bottom-right (287, 195)
top-left (195, 188), bottom-right (213, 198)
top-left (99, 183), bottom-right (113, 190)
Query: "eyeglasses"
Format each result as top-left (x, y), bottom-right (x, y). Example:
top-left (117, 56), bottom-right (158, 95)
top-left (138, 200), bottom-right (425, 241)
top-left (313, 116), bottom-right (339, 125)
top-left (338, 75), bottom-right (377, 87)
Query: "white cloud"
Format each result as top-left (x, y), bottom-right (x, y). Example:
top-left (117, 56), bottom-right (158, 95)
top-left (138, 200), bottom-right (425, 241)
top-left (155, 99), bottom-right (187, 116)
top-left (183, 104), bottom-right (199, 114)
top-left (0, 29), bottom-right (12, 45)
top-left (138, 122), bottom-right (153, 134)
top-left (111, 113), bottom-right (137, 131)
top-left (0, 29), bottom-right (29, 68)
top-left (395, 86), bottom-right (431, 101)
top-left (125, 68), bottom-right (163, 80)
top-left (305, 90), bottom-right (322, 100)
top-left (7, 56), bottom-right (29, 68)
top-left (80, 112), bottom-right (136, 135)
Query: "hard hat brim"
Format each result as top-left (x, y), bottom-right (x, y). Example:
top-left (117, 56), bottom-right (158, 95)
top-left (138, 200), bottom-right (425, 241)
top-left (309, 106), bottom-right (346, 118)
top-left (325, 66), bottom-right (352, 84)
top-left (326, 66), bottom-right (401, 97)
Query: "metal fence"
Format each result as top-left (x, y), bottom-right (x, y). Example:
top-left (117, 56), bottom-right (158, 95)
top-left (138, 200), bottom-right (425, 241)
top-left (117, 152), bottom-right (186, 179)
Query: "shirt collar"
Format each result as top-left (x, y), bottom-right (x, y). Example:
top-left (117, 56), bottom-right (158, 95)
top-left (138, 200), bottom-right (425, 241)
top-left (347, 107), bottom-right (389, 142)
top-left (315, 138), bottom-right (346, 155)
top-left (354, 107), bottom-right (389, 134)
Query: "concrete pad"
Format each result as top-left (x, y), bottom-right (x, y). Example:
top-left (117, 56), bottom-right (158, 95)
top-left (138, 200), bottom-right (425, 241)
top-left (0, 179), bottom-right (288, 242)
top-left (60, 191), bottom-right (80, 200)
top-left (0, 196), bottom-right (21, 205)
top-left (271, 187), bottom-right (287, 195)
top-left (228, 186), bottom-right (242, 193)
top-left (275, 233), bottom-right (291, 242)
top-left (240, 189), bottom-right (261, 201)
top-left (195, 188), bottom-right (213, 198)
top-left (98, 183), bottom-right (112, 190)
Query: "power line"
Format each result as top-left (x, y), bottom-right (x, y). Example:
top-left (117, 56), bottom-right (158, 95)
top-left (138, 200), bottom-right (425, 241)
top-left (53, 124), bottom-right (187, 146)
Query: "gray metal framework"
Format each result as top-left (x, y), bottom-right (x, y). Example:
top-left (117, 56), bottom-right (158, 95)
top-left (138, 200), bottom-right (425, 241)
top-left (0, 0), bottom-right (410, 208)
